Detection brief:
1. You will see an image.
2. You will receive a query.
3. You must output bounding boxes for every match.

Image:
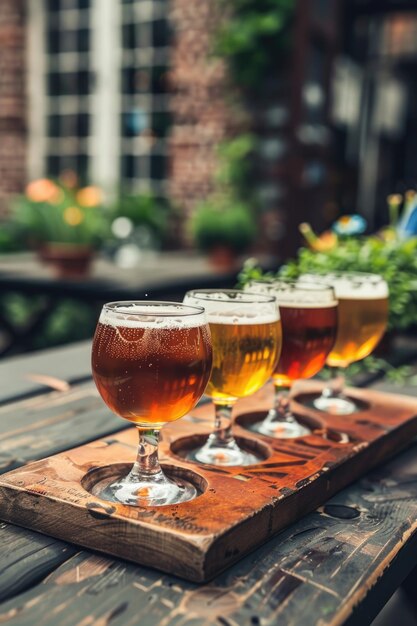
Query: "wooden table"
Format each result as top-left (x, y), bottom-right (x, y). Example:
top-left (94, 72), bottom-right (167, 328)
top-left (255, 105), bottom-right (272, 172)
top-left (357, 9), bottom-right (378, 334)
top-left (0, 342), bottom-right (417, 625)
top-left (0, 252), bottom-right (244, 357)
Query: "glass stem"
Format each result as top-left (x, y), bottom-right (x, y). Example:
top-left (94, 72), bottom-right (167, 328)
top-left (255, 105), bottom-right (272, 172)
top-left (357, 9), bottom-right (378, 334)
top-left (322, 366), bottom-right (345, 398)
top-left (273, 384), bottom-right (294, 423)
top-left (128, 427), bottom-right (162, 481)
top-left (211, 403), bottom-right (234, 445)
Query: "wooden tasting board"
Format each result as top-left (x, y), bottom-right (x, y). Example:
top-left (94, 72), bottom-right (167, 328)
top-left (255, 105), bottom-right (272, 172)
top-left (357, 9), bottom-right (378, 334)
top-left (0, 382), bottom-right (417, 583)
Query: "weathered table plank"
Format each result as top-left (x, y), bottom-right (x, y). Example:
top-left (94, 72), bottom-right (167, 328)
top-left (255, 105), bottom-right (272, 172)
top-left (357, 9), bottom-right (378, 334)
top-left (0, 444), bottom-right (417, 625)
top-left (0, 524), bottom-right (76, 604)
top-left (0, 382), bottom-right (125, 473)
top-left (0, 341), bottom-right (91, 405)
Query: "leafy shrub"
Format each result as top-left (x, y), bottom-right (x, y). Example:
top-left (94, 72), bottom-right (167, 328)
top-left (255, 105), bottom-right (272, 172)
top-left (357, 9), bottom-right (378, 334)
top-left (191, 197), bottom-right (256, 254)
top-left (239, 235), bottom-right (417, 331)
top-left (111, 192), bottom-right (169, 242)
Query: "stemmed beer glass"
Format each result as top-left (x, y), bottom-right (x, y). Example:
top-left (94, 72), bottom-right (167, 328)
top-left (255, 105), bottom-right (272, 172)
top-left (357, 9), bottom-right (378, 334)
top-left (300, 272), bottom-right (389, 414)
top-left (245, 280), bottom-right (338, 437)
top-left (91, 301), bottom-right (212, 506)
top-left (183, 289), bottom-right (282, 465)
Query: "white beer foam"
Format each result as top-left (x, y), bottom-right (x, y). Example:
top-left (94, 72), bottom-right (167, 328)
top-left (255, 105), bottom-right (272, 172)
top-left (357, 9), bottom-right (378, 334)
top-left (245, 282), bottom-right (337, 308)
top-left (99, 304), bottom-right (206, 329)
top-left (184, 292), bottom-right (280, 324)
top-left (299, 273), bottom-right (389, 300)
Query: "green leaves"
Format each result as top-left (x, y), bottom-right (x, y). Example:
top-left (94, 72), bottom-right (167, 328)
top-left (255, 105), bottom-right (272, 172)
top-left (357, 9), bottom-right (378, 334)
top-left (191, 197), bottom-right (256, 254)
top-left (215, 135), bottom-right (256, 189)
top-left (239, 234), bottom-right (417, 332)
top-left (191, 135), bottom-right (257, 254)
top-left (214, 0), bottom-right (295, 88)
top-left (112, 193), bottom-right (169, 240)
top-left (318, 358), bottom-right (414, 387)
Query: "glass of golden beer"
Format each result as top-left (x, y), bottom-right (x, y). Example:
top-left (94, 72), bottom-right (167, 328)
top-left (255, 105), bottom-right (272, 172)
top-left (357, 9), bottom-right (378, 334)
top-left (245, 280), bottom-right (338, 437)
top-left (300, 272), bottom-right (389, 414)
top-left (183, 289), bottom-right (282, 465)
top-left (91, 301), bottom-right (212, 506)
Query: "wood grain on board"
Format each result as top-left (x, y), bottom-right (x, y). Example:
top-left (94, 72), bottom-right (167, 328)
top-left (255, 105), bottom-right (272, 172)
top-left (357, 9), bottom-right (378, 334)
top-left (1, 382), bottom-right (417, 583)
top-left (2, 442), bottom-right (417, 626)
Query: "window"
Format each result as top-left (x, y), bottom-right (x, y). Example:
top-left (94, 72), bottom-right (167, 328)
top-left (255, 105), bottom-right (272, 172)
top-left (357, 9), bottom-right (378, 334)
top-left (28, 0), bottom-right (170, 193)
top-left (44, 0), bottom-right (92, 182)
top-left (120, 0), bottom-right (170, 193)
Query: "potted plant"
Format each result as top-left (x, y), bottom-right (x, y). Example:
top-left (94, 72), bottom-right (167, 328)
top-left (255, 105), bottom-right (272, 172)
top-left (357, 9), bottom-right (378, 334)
top-left (12, 174), bottom-right (109, 278)
top-left (111, 192), bottom-right (169, 246)
top-left (189, 135), bottom-right (257, 270)
top-left (190, 194), bottom-right (256, 270)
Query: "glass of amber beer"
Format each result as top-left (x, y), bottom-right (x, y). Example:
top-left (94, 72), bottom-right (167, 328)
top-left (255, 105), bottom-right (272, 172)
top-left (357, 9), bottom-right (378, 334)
top-left (91, 301), bottom-right (212, 506)
top-left (183, 289), bottom-right (282, 465)
top-left (301, 272), bottom-right (389, 414)
top-left (245, 280), bottom-right (338, 437)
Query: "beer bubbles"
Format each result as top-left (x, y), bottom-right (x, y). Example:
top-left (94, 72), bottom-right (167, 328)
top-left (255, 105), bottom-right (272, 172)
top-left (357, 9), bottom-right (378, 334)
top-left (91, 301), bottom-right (212, 506)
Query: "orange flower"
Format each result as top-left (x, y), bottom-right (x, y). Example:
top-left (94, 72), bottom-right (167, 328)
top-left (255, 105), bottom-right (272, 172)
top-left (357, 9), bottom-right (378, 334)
top-left (63, 206), bottom-right (84, 226)
top-left (299, 222), bottom-right (337, 252)
top-left (76, 186), bottom-right (102, 207)
top-left (26, 179), bottom-right (60, 203)
top-left (339, 216), bottom-right (350, 225)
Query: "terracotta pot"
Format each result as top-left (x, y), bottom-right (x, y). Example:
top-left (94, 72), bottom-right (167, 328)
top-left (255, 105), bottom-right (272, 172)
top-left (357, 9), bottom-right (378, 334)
top-left (38, 243), bottom-right (95, 279)
top-left (207, 246), bottom-right (238, 272)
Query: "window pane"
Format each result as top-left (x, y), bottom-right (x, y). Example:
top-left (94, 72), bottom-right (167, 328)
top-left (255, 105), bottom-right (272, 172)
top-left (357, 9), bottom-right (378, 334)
top-left (51, 71), bottom-right (87, 96)
top-left (47, 28), bottom-right (60, 53)
top-left (76, 154), bottom-right (89, 181)
top-left (61, 0), bottom-right (87, 9)
top-left (150, 155), bottom-right (165, 180)
top-left (44, 0), bottom-right (91, 183)
top-left (122, 68), bottom-right (134, 94)
top-left (136, 156), bottom-right (148, 180)
top-left (121, 154), bottom-right (135, 179)
top-left (78, 28), bottom-right (90, 52)
top-left (153, 20), bottom-right (169, 47)
top-left (47, 72), bottom-right (60, 96)
top-left (151, 111), bottom-right (170, 138)
top-left (47, 115), bottom-right (60, 137)
top-left (122, 23), bottom-right (135, 49)
top-left (47, 155), bottom-right (61, 176)
top-left (46, 0), bottom-right (61, 12)
top-left (122, 68), bottom-right (153, 94)
top-left (60, 31), bottom-right (78, 53)
top-left (120, 0), bottom-right (170, 188)
top-left (151, 67), bottom-right (167, 94)
top-left (77, 113), bottom-right (89, 137)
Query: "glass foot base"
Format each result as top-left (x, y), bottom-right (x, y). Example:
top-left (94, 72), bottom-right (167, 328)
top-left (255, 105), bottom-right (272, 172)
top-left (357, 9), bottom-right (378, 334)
top-left (314, 395), bottom-right (357, 415)
top-left (252, 410), bottom-right (311, 439)
top-left (97, 469), bottom-right (197, 507)
top-left (191, 438), bottom-right (259, 466)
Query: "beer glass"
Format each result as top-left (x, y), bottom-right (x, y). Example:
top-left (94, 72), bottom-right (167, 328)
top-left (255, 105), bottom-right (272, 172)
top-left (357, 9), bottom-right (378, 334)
top-left (91, 301), bottom-right (212, 506)
top-left (301, 272), bottom-right (389, 414)
top-left (183, 289), bottom-right (282, 465)
top-left (245, 280), bottom-right (338, 437)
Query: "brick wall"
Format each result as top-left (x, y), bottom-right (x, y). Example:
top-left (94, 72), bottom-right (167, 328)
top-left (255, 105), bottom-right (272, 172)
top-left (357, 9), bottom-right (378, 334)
top-left (168, 0), bottom-right (234, 220)
top-left (0, 0), bottom-right (26, 217)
